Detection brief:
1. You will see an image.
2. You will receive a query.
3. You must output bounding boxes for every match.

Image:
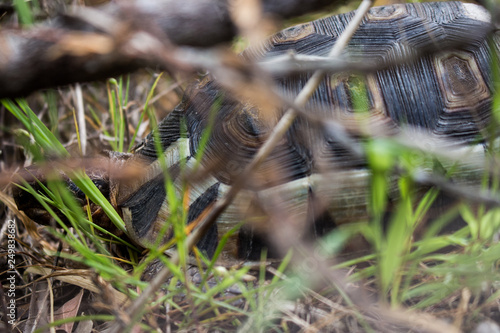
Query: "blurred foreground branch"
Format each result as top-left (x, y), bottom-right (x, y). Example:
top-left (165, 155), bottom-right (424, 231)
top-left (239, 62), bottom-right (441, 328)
top-left (0, 0), bottom-right (341, 98)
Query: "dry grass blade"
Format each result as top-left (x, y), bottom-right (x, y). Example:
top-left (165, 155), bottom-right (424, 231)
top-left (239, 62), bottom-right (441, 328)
top-left (453, 288), bottom-right (471, 328)
top-left (0, 188), bottom-right (38, 237)
top-left (72, 83), bottom-right (87, 156)
top-left (377, 307), bottom-right (461, 333)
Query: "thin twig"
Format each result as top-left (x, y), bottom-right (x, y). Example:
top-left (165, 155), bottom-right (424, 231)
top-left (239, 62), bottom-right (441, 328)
top-left (256, 33), bottom-right (493, 75)
top-left (412, 170), bottom-right (500, 207)
top-left (106, 1), bottom-right (373, 331)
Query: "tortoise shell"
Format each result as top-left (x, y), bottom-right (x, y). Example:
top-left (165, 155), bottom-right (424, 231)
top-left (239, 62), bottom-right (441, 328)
top-left (23, 2), bottom-right (499, 260)
top-left (115, 1), bottom-right (498, 260)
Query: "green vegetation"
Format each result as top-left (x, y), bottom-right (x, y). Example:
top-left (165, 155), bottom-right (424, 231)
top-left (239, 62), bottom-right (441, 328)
top-left (4, 71), bottom-right (500, 331)
top-left (2, 1), bottom-right (500, 332)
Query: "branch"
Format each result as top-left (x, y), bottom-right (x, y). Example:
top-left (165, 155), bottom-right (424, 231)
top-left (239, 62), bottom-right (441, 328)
top-left (0, 0), bottom-right (344, 98)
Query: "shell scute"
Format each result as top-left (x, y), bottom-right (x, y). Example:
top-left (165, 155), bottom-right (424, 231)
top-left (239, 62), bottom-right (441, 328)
top-left (366, 4), bottom-right (407, 20)
top-left (435, 51), bottom-right (490, 108)
top-left (267, 31), bottom-right (335, 59)
top-left (272, 22), bottom-right (315, 44)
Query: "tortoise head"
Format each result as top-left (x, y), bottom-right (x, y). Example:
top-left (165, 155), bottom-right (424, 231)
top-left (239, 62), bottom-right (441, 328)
top-left (10, 148), bottom-right (207, 252)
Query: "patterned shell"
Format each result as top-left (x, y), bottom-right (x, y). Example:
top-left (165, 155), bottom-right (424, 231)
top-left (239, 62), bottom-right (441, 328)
top-left (115, 2), bottom-right (498, 260)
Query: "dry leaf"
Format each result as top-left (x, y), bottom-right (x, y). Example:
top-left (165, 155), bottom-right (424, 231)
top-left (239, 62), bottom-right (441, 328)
top-left (54, 289), bottom-right (84, 333)
top-left (26, 266), bottom-right (130, 306)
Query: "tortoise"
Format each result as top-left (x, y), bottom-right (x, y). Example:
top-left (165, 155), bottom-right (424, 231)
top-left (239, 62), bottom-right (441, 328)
top-left (13, 1), bottom-right (499, 261)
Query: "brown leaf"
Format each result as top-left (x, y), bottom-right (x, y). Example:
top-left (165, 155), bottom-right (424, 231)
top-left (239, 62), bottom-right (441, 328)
top-left (26, 266), bottom-right (130, 306)
top-left (74, 319), bottom-right (93, 333)
top-left (54, 289), bottom-right (84, 333)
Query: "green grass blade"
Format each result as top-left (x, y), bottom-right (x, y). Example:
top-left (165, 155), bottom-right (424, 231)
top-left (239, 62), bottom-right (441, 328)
top-left (13, 0), bottom-right (34, 26)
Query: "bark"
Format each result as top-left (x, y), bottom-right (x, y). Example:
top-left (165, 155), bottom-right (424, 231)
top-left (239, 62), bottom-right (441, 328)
top-left (0, 0), bottom-right (342, 98)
